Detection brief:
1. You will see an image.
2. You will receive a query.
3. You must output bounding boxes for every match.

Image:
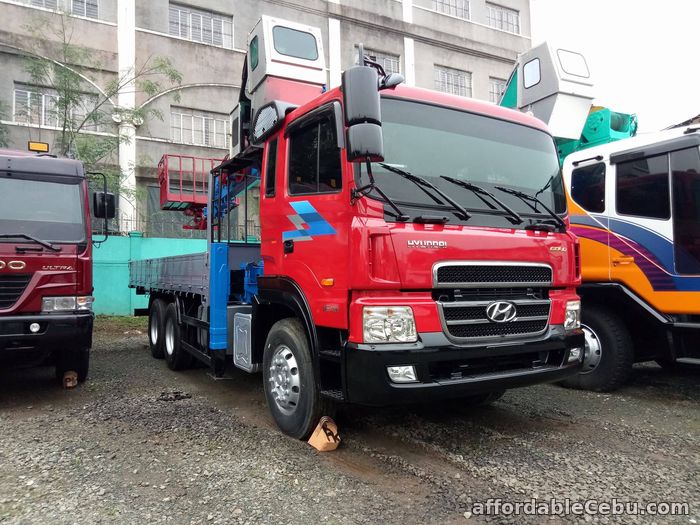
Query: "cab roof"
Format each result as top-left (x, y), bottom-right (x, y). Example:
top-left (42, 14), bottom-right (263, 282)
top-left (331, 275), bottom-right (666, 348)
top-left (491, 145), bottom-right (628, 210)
top-left (286, 83), bottom-right (552, 134)
top-left (0, 152), bottom-right (85, 178)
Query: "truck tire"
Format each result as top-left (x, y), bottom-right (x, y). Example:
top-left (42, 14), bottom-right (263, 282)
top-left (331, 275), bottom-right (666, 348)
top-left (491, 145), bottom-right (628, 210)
top-left (148, 299), bottom-right (167, 359)
top-left (559, 305), bottom-right (633, 392)
top-left (163, 302), bottom-right (192, 371)
top-left (55, 347), bottom-right (89, 383)
top-left (262, 318), bottom-right (330, 439)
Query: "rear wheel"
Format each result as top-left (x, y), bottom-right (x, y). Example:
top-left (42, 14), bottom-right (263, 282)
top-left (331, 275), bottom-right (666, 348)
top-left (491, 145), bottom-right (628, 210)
top-left (148, 299), bottom-right (167, 359)
top-left (559, 306), bottom-right (633, 392)
top-left (163, 302), bottom-right (192, 371)
top-left (262, 318), bottom-right (331, 439)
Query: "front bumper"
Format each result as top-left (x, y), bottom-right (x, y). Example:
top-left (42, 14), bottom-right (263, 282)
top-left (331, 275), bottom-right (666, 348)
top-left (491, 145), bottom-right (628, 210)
top-left (344, 325), bottom-right (584, 405)
top-left (0, 312), bottom-right (93, 367)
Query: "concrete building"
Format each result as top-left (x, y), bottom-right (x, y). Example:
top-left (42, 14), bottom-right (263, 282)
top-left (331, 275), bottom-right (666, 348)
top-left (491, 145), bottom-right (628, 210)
top-left (0, 0), bottom-right (531, 237)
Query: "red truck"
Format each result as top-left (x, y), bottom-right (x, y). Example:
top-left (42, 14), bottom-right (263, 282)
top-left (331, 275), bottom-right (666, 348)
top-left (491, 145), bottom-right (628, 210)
top-left (130, 17), bottom-right (584, 439)
top-left (0, 147), bottom-right (114, 384)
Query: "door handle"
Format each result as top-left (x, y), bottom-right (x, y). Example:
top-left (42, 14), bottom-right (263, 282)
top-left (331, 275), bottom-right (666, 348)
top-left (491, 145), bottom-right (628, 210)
top-left (612, 255), bottom-right (634, 266)
top-left (284, 239), bottom-right (294, 254)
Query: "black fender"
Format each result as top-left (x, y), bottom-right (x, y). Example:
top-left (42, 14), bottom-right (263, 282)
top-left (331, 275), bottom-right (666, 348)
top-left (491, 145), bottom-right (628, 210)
top-left (254, 276), bottom-right (319, 373)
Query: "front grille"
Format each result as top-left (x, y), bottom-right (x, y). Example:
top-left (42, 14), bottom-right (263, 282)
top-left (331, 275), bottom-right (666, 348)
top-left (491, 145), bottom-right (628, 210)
top-left (447, 319), bottom-right (548, 339)
top-left (0, 274), bottom-right (31, 309)
top-left (439, 298), bottom-right (551, 341)
top-left (435, 263), bottom-right (552, 288)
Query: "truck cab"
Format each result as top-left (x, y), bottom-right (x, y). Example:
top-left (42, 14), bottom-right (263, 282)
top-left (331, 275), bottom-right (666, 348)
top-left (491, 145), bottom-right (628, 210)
top-left (0, 150), bottom-right (111, 383)
top-left (563, 128), bottom-right (700, 388)
top-left (131, 17), bottom-right (584, 439)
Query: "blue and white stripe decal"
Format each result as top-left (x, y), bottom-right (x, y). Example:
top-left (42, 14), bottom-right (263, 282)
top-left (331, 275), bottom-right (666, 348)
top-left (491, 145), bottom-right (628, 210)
top-left (283, 200), bottom-right (336, 242)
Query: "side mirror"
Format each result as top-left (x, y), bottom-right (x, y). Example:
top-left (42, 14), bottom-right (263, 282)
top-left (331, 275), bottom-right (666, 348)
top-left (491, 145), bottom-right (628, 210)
top-left (342, 65), bottom-right (384, 162)
top-left (379, 73), bottom-right (405, 90)
top-left (93, 191), bottom-right (116, 219)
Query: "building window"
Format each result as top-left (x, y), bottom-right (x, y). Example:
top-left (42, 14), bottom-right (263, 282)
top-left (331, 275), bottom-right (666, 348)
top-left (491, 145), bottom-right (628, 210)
top-left (13, 85), bottom-right (100, 130)
top-left (356, 48), bottom-right (401, 75)
top-left (434, 65), bottom-right (472, 97)
top-left (27, 0), bottom-right (99, 19)
top-left (432, 0), bottom-right (469, 20)
top-left (168, 3), bottom-right (233, 49)
top-left (486, 2), bottom-right (520, 34)
top-left (170, 108), bottom-right (229, 149)
top-left (489, 77), bottom-right (506, 103)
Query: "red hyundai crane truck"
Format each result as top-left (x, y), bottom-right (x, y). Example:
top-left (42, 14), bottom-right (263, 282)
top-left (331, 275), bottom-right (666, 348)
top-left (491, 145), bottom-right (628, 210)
top-left (0, 145), bottom-right (114, 384)
top-left (130, 17), bottom-right (584, 439)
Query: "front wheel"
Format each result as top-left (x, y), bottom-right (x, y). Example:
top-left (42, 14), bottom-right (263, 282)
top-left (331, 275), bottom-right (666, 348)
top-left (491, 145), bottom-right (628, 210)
top-left (262, 318), bottom-right (331, 439)
top-left (559, 306), bottom-right (633, 392)
top-left (55, 347), bottom-right (89, 383)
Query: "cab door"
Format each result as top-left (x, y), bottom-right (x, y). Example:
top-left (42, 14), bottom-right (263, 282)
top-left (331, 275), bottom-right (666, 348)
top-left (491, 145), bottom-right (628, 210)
top-left (263, 102), bottom-right (350, 329)
top-left (609, 153), bottom-right (676, 292)
top-left (568, 161), bottom-right (611, 281)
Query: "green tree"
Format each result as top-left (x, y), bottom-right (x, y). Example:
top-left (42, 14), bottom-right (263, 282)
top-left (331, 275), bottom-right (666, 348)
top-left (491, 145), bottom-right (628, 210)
top-left (21, 9), bottom-right (182, 203)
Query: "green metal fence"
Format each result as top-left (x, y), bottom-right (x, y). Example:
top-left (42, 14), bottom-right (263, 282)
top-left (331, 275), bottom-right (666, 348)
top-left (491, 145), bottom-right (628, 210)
top-left (92, 233), bottom-right (206, 315)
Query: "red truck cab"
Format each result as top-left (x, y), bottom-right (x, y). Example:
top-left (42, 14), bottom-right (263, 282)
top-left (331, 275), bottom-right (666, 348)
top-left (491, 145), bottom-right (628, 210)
top-left (0, 151), bottom-right (100, 382)
top-left (256, 80), bottom-right (584, 409)
top-left (131, 18), bottom-right (585, 439)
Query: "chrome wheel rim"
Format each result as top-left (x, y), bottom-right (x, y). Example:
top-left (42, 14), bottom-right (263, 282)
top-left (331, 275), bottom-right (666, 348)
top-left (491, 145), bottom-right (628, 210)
top-left (150, 309), bottom-right (159, 345)
top-left (581, 323), bottom-right (602, 374)
top-left (165, 317), bottom-right (175, 356)
top-left (268, 345), bottom-right (301, 415)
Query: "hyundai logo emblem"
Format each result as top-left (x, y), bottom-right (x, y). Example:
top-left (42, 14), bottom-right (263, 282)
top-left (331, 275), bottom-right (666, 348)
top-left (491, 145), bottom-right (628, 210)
top-left (485, 301), bottom-right (517, 323)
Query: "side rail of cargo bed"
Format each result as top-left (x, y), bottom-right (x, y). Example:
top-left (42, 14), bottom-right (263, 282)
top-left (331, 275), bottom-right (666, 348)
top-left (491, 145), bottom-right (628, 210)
top-left (129, 252), bottom-right (208, 298)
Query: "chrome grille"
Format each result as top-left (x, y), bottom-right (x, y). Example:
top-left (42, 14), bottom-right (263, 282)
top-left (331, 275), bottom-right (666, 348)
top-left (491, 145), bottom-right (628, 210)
top-left (439, 299), bottom-right (551, 341)
top-left (0, 274), bottom-right (31, 309)
top-left (434, 262), bottom-right (552, 288)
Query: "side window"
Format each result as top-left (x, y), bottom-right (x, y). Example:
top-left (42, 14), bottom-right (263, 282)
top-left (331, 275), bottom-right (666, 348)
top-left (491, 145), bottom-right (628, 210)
top-left (523, 58), bottom-right (540, 88)
top-left (571, 162), bottom-right (606, 213)
top-left (671, 147), bottom-right (700, 274)
top-left (250, 36), bottom-right (259, 70)
top-left (616, 154), bottom-right (670, 219)
top-left (265, 138), bottom-right (277, 197)
top-left (288, 115), bottom-right (341, 195)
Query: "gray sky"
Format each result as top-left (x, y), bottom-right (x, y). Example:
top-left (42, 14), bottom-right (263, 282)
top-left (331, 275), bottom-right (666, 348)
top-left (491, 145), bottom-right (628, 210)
top-left (529, 0), bottom-right (698, 132)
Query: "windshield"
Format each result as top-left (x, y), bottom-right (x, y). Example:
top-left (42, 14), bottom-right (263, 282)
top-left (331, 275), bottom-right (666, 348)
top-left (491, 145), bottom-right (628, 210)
top-left (0, 174), bottom-right (86, 243)
top-left (358, 97), bottom-right (566, 226)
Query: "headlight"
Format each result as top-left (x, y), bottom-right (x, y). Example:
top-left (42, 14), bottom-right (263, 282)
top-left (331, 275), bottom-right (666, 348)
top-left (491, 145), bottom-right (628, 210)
top-left (42, 296), bottom-right (93, 312)
top-left (363, 306), bottom-right (417, 343)
top-left (564, 300), bottom-right (581, 330)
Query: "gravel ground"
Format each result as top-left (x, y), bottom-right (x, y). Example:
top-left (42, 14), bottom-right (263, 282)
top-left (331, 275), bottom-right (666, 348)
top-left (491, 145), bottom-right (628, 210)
top-left (0, 317), bottom-right (698, 524)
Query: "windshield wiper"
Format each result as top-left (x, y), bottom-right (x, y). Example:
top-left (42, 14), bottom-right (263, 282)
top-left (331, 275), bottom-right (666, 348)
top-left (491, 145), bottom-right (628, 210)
top-left (440, 176), bottom-right (523, 225)
top-left (0, 233), bottom-right (61, 252)
top-left (494, 186), bottom-right (566, 230)
top-left (377, 163), bottom-right (471, 221)
top-left (353, 162), bottom-right (410, 221)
